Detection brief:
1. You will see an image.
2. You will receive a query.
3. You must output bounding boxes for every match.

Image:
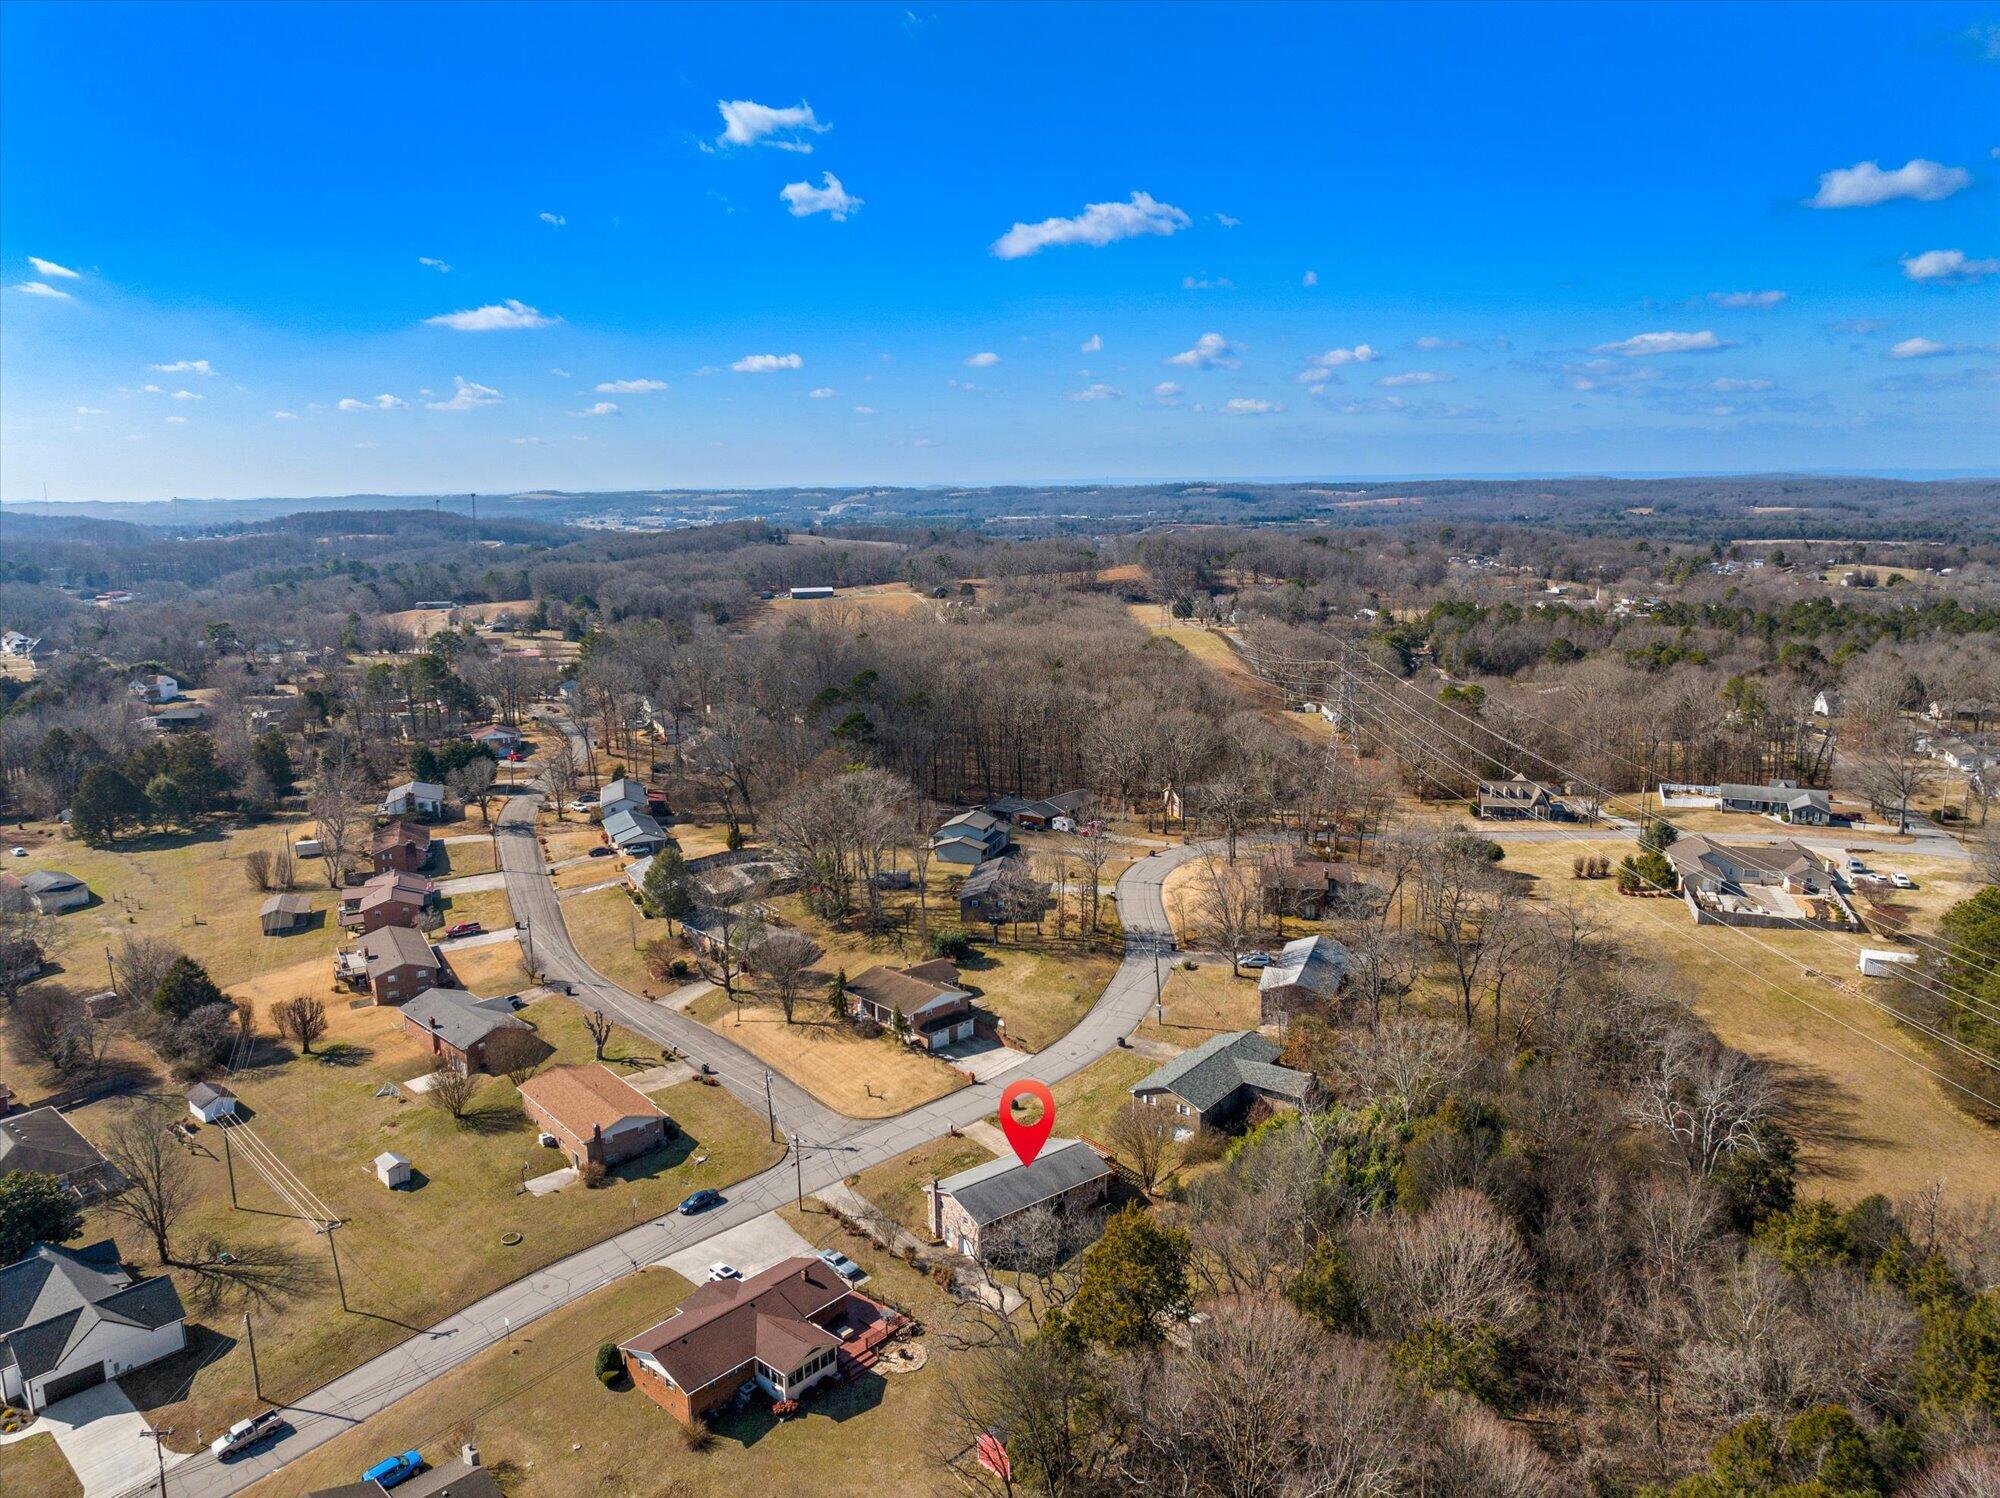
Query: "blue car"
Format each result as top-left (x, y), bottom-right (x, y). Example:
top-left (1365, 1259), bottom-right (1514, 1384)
top-left (678, 1189), bottom-right (723, 1215)
top-left (360, 1451), bottom-right (423, 1489)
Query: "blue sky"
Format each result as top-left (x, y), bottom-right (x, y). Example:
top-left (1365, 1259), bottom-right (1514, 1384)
top-left (3, 1), bottom-right (1997, 502)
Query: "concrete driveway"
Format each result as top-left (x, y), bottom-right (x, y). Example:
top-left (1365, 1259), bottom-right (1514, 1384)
top-left (935, 1036), bottom-right (1032, 1083)
top-left (658, 1210), bottom-right (816, 1282)
top-left (40, 1382), bottom-right (184, 1498)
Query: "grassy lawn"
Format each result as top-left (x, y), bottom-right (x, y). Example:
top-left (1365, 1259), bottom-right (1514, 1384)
top-left (687, 988), bottom-right (964, 1119)
top-left (433, 839), bottom-right (497, 877)
top-left (845, 1135), bottom-right (996, 1239)
top-left (438, 886), bottom-right (512, 933)
top-left (1486, 834), bottom-right (2000, 1203)
top-left (669, 821), bottom-right (744, 861)
top-left (0, 1434), bottom-right (81, 1498)
top-left (11, 812), bottom-right (343, 991)
top-left (94, 995), bottom-right (781, 1452)
top-left (538, 824), bottom-right (605, 862)
top-left (1050, 1048), bottom-right (1158, 1150)
top-left (550, 856), bottom-right (626, 890)
top-left (1135, 957), bottom-right (1262, 1047)
top-left (561, 885), bottom-right (667, 995)
top-left (445, 939), bottom-right (533, 998)
top-left (251, 1205), bottom-right (957, 1498)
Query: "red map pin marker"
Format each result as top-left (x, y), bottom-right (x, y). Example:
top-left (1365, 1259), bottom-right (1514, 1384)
top-left (998, 1079), bottom-right (1056, 1168)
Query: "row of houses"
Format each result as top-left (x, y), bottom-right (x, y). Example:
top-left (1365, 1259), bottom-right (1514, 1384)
top-left (1656, 779), bottom-right (1845, 826)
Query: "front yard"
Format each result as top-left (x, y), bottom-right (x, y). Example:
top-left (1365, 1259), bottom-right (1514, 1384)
top-left (248, 1204), bottom-right (960, 1498)
top-left (845, 1135), bottom-right (996, 1240)
top-left (561, 885), bottom-right (664, 995)
top-left (86, 993), bottom-right (781, 1452)
top-left (687, 988), bottom-right (965, 1118)
top-left (1134, 957), bottom-right (1262, 1047)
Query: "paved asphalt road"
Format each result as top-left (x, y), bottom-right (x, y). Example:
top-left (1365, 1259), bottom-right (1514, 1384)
top-left (140, 789), bottom-right (1194, 1498)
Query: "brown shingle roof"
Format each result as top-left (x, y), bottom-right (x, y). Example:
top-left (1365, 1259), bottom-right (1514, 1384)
top-left (517, 1064), bottom-right (663, 1138)
top-left (846, 962), bottom-right (965, 1018)
top-left (621, 1256), bottom-right (848, 1393)
top-left (372, 819), bottom-right (433, 855)
top-left (360, 924), bottom-right (437, 976)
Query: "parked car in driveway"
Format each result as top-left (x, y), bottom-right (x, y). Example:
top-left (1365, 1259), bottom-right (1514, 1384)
top-left (1236, 951), bottom-right (1274, 969)
top-left (707, 1262), bottom-right (742, 1282)
top-left (1889, 872), bottom-right (1915, 889)
top-left (678, 1188), bottom-right (723, 1215)
top-left (817, 1248), bottom-right (865, 1282)
top-left (445, 920), bottom-right (483, 938)
top-left (211, 1410), bottom-right (284, 1458)
top-left (588, 845), bottom-right (614, 857)
top-left (360, 1451), bottom-right (424, 1489)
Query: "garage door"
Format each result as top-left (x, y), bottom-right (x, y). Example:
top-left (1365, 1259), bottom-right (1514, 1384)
top-left (39, 1360), bottom-right (106, 1406)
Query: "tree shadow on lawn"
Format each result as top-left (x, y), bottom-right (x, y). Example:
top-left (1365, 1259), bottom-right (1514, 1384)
top-left (177, 1239), bottom-right (329, 1316)
top-left (456, 1095), bottom-right (529, 1137)
top-left (608, 1127), bottom-right (701, 1183)
top-left (711, 1370), bottom-right (889, 1448)
top-left (1765, 1058), bottom-right (1887, 1185)
top-left (312, 1041), bottom-right (375, 1069)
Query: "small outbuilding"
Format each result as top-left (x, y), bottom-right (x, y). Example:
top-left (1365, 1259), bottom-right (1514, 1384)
top-left (375, 1151), bottom-right (412, 1189)
top-left (19, 870), bottom-right (91, 915)
top-left (259, 893), bottom-right (314, 935)
top-left (186, 1081), bottom-right (238, 1125)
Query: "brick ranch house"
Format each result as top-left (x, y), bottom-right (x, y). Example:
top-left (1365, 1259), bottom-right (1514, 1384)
top-left (339, 870), bottom-right (438, 933)
top-left (371, 819), bottom-right (435, 874)
top-left (400, 987), bottom-right (532, 1075)
top-left (518, 1064), bottom-right (669, 1169)
top-left (845, 960), bottom-right (979, 1050)
top-left (619, 1256), bottom-right (904, 1426)
top-left (337, 924), bottom-right (444, 1004)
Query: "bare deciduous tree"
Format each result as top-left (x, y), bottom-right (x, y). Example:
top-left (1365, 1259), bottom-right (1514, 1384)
top-left (1338, 1016), bottom-right (1478, 1120)
top-left (113, 934), bottom-right (182, 1010)
top-left (271, 994), bottom-right (328, 1055)
top-left (1106, 1100), bottom-right (1178, 1196)
top-left (583, 1008), bottom-right (613, 1059)
top-left (752, 928), bottom-right (822, 1023)
top-left (425, 1057), bottom-right (479, 1122)
top-left (99, 1099), bottom-right (197, 1264)
top-left (483, 1025), bottom-right (544, 1085)
top-left (1629, 1028), bottom-right (1775, 1176)
top-left (1187, 850), bottom-right (1261, 975)
top-left (308, 733), bottom-right (368, 887)
top-left (541, 736), bottom-right (582, 820)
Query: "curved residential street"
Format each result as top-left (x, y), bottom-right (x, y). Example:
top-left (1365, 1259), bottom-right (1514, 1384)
top-left (141, 783), bottom-right (1195, 1498)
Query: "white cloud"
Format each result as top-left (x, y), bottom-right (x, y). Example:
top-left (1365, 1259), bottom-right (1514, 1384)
top-left (1223, 397), bottom-right (1280, 414)
top-left (732, 353), bottom-right (803, 372)
top-left (339, 393), bottom-right (410, 411)
top-left (162, 415), bottom-right (189, 424)
top-left (539, 211), bottom-right (566, 227)
top-left (1414, 336), bottom-right (1465, 350)
top-left (1593, 330), bottom-right (1729, 356)
top-left (1337, 395), bottom-right (1409, 415)
top-left (512, 436), bottom-right (548, 445)
top-left (1302, 270), bottom-right (1318, 287)
top-left (1151, 381), bottom-right (1183, 401)
top-left (123, 434), bottom-right (144, 442)
top-left (1563, 359), bottom-right (1663, 392)
top-left (1181, 274), bottom-right (1234, 290)
top-left (1214, 213), bottom-right (1241, 228)
top-left (423, 299), bottom-right (557, 331)
top-left (12, 281), bottom-right (73, 300)
top-left (991, 191), bottom-right (1190, 260)
top-left (851, 405), bottom-right (876, 415)
top-left (418, 256), bottom-right (451, 272)
top-left (74, 404), bottom-right (107, 415)
top-left (779, 173), bottom-right (861, 220)
top-left (1808, 158), bottom-right (1972, 209)
top-left (1889, 337), bottom-right (1951, 358)
top-left (272, 410), bottom-right (298, 419)
top-left (716, 99), bottom-right (828, 152)
top-left (27, 256), bottom-right (81, 279)
top-left (595, 378), bottom-right (670, 393)
top-left (808, 387), bottom-right (835, 399)
top-left (964, 351), bottom-right (1000, 368)
top-left (1708, 290), bottom-right (1787, 308)
top-left (1068, 383), bottom-right (1121, 401)
top-left (427, 377), bottom-right (501, 410)
top-left (151, 359), bottom-right (214, 375)
top-left (141, 384), bottom-right (165, 394)
top-left (572, 401), bottom-right (621, 416)
top-left (1312, 344), bottom-right (1378, 367)
top-left (1378, 371), bottom-right (1448, 387)
top-left (1080, 334), bottom-right (1102, 354)
top-left (1710, 377), bottom-right (1774, 392)
top-left (1902, 248), bottom-right (1999, 283)
top-left (1167, 332), bottom-right (1241, 369)
top-left (170, 389), bottom-right (202, 401)
top-left (550, 367), bottom-right (571, 379)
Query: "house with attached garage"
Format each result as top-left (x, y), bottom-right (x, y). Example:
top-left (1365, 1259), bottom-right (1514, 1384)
top-left (845, 960), bottom-right (980, 1049)
top-left (1475, 774), bottom-right (1569, 821)
top-left (925, 1138), bottom-right (1114, 1262)
top-left (0, 1240), bottom-right (186, 1412)
top-left (1715, 780), bottom-right (1841, 825)
top-left (1130, 1031), bottom-right (1318, 1137)
top-left (467, 722), bottom-right (523, 753)
top-left (619, 1256), bottom-right (903, 1426)
top-left (598, 776), bottom-right (655, 818)
top-left (0, 1106), bottom-right (122, 1200)
top-left (518, 1064), bottom-right (669, 1169)
top-left (602, 807), bottom-right (671, 855)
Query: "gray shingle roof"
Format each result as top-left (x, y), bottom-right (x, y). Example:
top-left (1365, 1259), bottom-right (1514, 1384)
top-left (1259, 935), bottom-right (1351, 996)
top-left (932, 1139), bottom-right (1111, 1227)
top-left (20, 871), bottom-right (85, 895)
top-left (0, 1241), bottom-right (184, 1381)
top-left (1131, 1031), bottom-right (1314, 1113)
top-left (403, 987), bottom-right (526, 1053)
top-left (0, 1106), bottom-right (107, 1181)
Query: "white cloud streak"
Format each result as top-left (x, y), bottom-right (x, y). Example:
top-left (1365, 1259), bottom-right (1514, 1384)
top-left (572, 401), bottom-right (620, 416)
top-left (1223, 397), bottom-right (1280, 414)
top-left (1902, 248), bottom-right (1999, 283)
top-left (427, 377), bottom-right (502, 410)
top-left (418, 256), bottom-right (451, 272)
top-left (152, 359), bottom-right (214, 375)
top-left (28, 257), bottom-right (82, 278)
top-left (539, 211), bottom-right (566, 227)
top-left (964, 351), bottom-right (1000, 368)
top-left (12, 281), bottom-right (73, 300)
top-left (1068, 383), bottom-right (1121, 401)
top-left (716, 99), bottom-right (828, 152)
top-left (1708, 290), bottom-right (1787, 308)
top-left (1167, 332), bottom-right (1241, 369)
top-left (596, 378), bottom-right (670, 393)
top-left (1080, 334), bottom-right (1102, 354)
top-left (423, 299), bottom-right (557, 331)
top-left (991, 191), bottom-right (1189, 259)
top-left (1808, 158), bottom-right (1971, 208)
top-left (1593, 330), bottom-right (1729, 356)
top-left (1377, 371), bottom-right (1448, 387)
top-left (732, 353), bottom-right (803, 372)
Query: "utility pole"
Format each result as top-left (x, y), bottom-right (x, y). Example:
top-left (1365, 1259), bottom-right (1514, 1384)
top-left (1153, 940), bottom-right (1164, 1025)
top-left (221, 1122), bottom-right (237, 1208)
top-left (764, 1071), bottom-right (776, 1143)
top-left (519, 916), bottom-right (535, 974)
top-left (325, 1221), bottom-right (348, 1311)
top-left (789, 1133), bottom-right (805, 1210)
top-left (141, 1424), bottom-right (174, 1496)
top-left (243, 1311), bottom-right (262, 1400)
